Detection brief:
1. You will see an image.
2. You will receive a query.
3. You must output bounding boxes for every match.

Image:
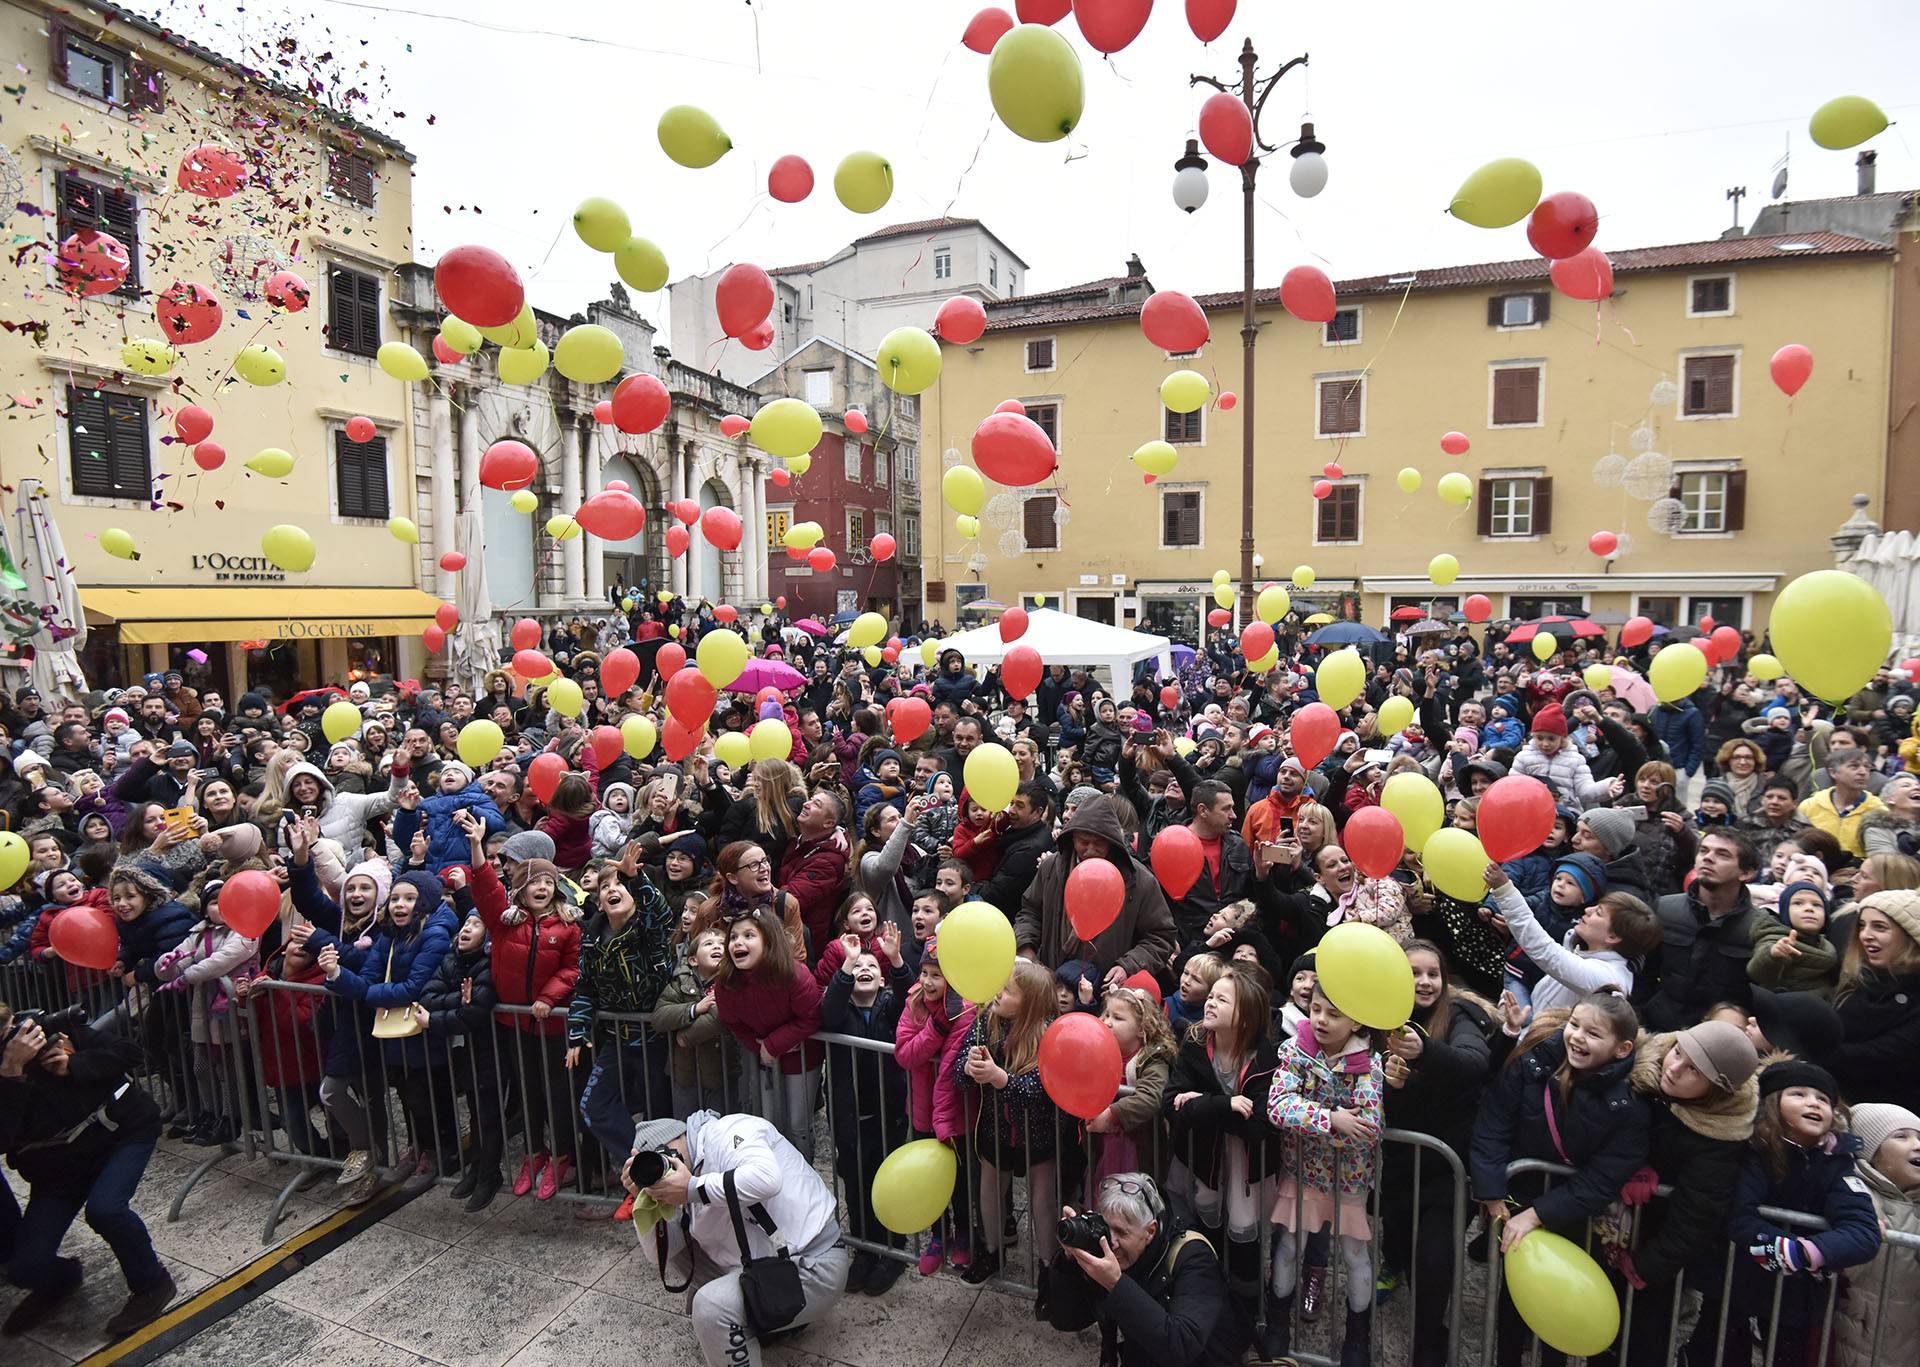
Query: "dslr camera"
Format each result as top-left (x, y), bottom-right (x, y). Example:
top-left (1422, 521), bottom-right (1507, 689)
top-left (627, 1146), bottom-right (671, 1189)
top-left (2, 1004), bottom-right (88, 1048)
top-left (1056, 1209), bottom-right (1111, 1254)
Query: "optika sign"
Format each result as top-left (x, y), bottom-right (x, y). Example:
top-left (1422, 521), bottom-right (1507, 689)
top-left (190, 553), bottom-right (286, 582)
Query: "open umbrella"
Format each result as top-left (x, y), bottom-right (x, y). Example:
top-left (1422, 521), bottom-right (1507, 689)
top-left (791, 618), bottom-right (829, 637)
top-left (1599, 665), bottom-right (1657, 712)
top-left (1404, 619), bottom-right (1451, 637)
top-left (959, 598), bottom-right (1007, 615)
top-left (1308, 622), bottom-right (1386, 646)
top-left (1390, 605), bottom-right (1427, 623)
top-left (1502, 615), bottom-right (1606, 644)
top-left (725, 658), bottom-right (806, 693)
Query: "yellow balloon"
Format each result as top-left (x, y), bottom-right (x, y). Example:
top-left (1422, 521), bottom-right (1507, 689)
top-left (1174, 736), bottom-right (1197, 758)
top-left (1532, 632), bottom-right (1558, 662)
top-left (658, 591), bottom-right (675, 605)
top-left (714, 731), bottom-right (752, 769)
top-left (1292, 565), bottom-right (1316, 589)
top-left (1648, 643), bottom-right (1708, 703)
top-left (1316, 923), bottom-right (1416, 1030)
top-left (834, 151), bottom-right (894, 215)
top-left (669, 624), bottom-right (681, 638)
top-left (877, 326), bottom-right (940, 394)
top-left (1382, 773), bottom-right (1444, 850)
top-left (1377, 695), bottom-right (1415, 738)
top-left (1809, 95), bottom-right (1888, 151)
top-left (456, 719), bottom-right (505, 768)
top-left (697, 629), bottom-right (749, 688)
top-left (546, 515), bottom-right (582, 541)
top-left (1748, 652), bottom-right (1784, 682)
top-left (554, 324), bottom-right (624, 383)
top-left (1248, 644), bottom-right (1279, 674)
top-left (749, 719), bottom-right (792, 762)
top-left (987, 23), bottom-right (1084, 143)
top-left (615, 237), bottom-right (670, 293)
top-left (760, 603), bottom-right (772, 616)
top-left (1448, 157), bottom-right (1544, 229)
top-left (658, 104), bottom-right (731, 168)
top-left (545, 677), bottom-right (584, 718)
top-left (783, 522), bottom-right (823, 551)
top-left (787, 453), bottom-right (812, 477)
top-left (0, 832), bottom-right (28, 891)
top-left (956, 514), bottom-right (980, 539)
top-left (1317, 648), bottom-right (1365, 710)
top-left (510, 489), bottom-right (538, 514)
top-left (498, 340), bottom-right (549, 385)
top-left (847, 612), bottom-right (888, 649)
top-left (1583, 664), bottom-right (1614, 692)
top-left (939, 900), bottom-right (1017, 1003)
top-left (863, 645), bottom-right (883, 667)
top-left (377, 342), bottom-right (428, 381)
top-left (100, 527), bottom-right (138, 560)
top-left (573, 196), bottom-right (631, 252)
top-left (477, 305), bottom-right (537, 350)
top-left (322, 700), bottom-right (361, 744)
top-left (235, 343), bottom-right (286, 386)
top-left (622, 598), bottom-right (637, 612)
top-left (1397, 467), bottom-right (1422, 494)
top-left (751, 398), bottom-right (823, 460)
top-left (388, 516), bottom-right (420, 544)
top-left (1437, 472), bottom-right (1473, 506)
top-left (871, 1139), bottom-right (958, 1235)
top-left (1161, 369), bottom-right (1211, 414)
top-left (1423, 827), bottom-right (1490, 902)
top-left (1212, 569), bottom-right (1232, 586)
top-left (1504, 1230), bottom-right (1621, 1356)
top-left (1132, 440), bottom-right (1178, 477)
top-left (261, 524), bottom-right (316, 572)
top-left (621, 714), bottom-right (658, 760)
top-left (943, 465), bottom-right (986, 516)
top-left (1428, 554), bottom-right (1460, 587)
top-left (439, 316), bottom-right (482, 355)
top-left (1212, 584), bottom-right (1235, 609)
top-left (964, 742), bottom-right (1019, 813)
top-left (920, 639), bottom-right (942, 668)
top-left (121, 338), bottom-right (176, 376)
top-left (1768, 569), bottom-right (1893, 703)
top-left (246, 448), bottom-right (295, 478)
top-left (1257, 585), bottom-right (1291, 624)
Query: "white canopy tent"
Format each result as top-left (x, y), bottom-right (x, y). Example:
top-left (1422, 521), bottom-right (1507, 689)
top-left (1845, 529), bottom-right (1920, 658)
top-left (939, 609), bottom-right (1173, 696)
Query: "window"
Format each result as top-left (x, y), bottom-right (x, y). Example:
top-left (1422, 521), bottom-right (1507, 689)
top-left (897, 444), bottom-right (917, 488)
top-left (1316, 483), bottom-right (1361, 544)
top-left (803, 368), bottom-right (832, 407)
top-left (325, 264), bottom-right (381, 357)
top-left (1636, 596), bottom-right (1680, 628)
top-left (1689, 275), bottom-right (1733, 316)
top-left (875, 512), bottom-right (891, 537)
top-left (1324, 308), bottom-right (1361, 345)
top-left (51, 29), bottom-right (160, 110)
top-left (1490, 365), bottom-right (1542, 426)
top-left (934, 248), bottom-right (952, 280)
top-left (326, 149), bottom-right (378, 209)
top-left (1316, 377), bottom-right (1364, 436)
top-left (782, 302), bottom-right (794, 324)
top-left (846, 508), bottom-right (865, 546)
top-left (55, 172), bottom-right (139, 293)
top-left (844, 441), bottom-right (863, 481)
top-left (1688, 597), bottom-right (1745, 629)
top-left (1675, 468), bottom-right (1747, 533)
top-left (1024, 495), bottom-right (1059, 551)
top-left (875, 448), bottom-right (889, 488)
top-left (901, 514), bottom-right (919, 560)
top-left (1026, 403), bottom-right (1059, 449)
top-left (1682, 353), bottom-right (1736, 417)
top-left (1490, 292), bottom-right (1549, 328)
top-left (1511, 595), bottom-right (1587, 619)
top-left (1025, 337), bottom-right (1055, 372)
top-left (989, 253), bottom-right (999, 288)
top-left (1161, 490), bottom-right (1202, 548)
top-left (1478, 475), bottom-right (1553, 537)
top-left (1164, 406), bottom-right (1203, 444)
top-left (334, 428), bottom-right (390, 520)
top-left (766, 508), bottom-right (790, 552)
top-left (66, 384), bottom-right (151, 501)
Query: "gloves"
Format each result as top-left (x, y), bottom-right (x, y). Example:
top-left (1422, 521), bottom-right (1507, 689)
top-left (1620, 1166), bottom-right (1661, 1207)
top-left (1608, 1247), bottom-right (1648, 1291)
top-left (1749, 1237), bottom-right (1823, 1277)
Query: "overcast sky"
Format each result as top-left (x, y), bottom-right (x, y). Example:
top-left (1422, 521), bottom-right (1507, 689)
top-left (130, 0), bottom-right (1920, 355)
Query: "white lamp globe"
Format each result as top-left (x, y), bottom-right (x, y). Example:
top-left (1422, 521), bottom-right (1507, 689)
top-left (1289, 151), bottom-right (1328, 198)
top-left (1173, 165), bottom-right (1210, 214)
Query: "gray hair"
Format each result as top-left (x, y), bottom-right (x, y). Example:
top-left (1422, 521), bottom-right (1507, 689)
top-left (1094, 1173), bottom-right (1164, 1229)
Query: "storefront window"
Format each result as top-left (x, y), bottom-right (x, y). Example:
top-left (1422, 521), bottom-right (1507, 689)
top-left (1138, 595), bottom-right (1199, 645)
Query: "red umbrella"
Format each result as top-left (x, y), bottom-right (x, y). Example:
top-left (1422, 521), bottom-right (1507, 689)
top-left (1502, 616), bottom-right (1606, 644)
top-left (1390, 606), bottom-right (1427, 623)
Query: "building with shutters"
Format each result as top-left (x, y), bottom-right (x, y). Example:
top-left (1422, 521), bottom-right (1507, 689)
top-left (917, 222), bottom-right (1904, 639)
top-left (0, 0), bottom-right (431, 697)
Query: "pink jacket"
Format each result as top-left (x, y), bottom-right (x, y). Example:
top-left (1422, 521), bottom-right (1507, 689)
top-left (895, 994), bottom-right (951, 1134)
top-left (931, 998), bottom-right (979, 1141)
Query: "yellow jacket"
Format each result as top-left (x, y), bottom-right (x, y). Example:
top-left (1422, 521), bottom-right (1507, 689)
top-left (1797, 787), bottom-right (1887, 857)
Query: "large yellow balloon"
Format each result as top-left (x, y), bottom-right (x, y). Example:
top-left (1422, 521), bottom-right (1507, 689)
top-left (943, 465), bottom-right (986, 516)
top-left (1397, 467), bottom-right (1422, 494)
top-left (1448, 157), bottom-right (1544, 229)
top-left (554, 325), bottom-right (624, 383)
top-left (876, 327), bottom-right (940, 394)
top-left (377, 342), bottom-right (429, 381)
top-left (457, 719), bottom-right (505, 768)
top-left (1292, 565), bottom-right (1316, 589)
top-left (1423, 828), bottom-right (1490, 902)
top-left (847, 612), bottom-right (887, 649)
top-left (439, 315), bottom-right (482, 355)
top-left (0, 831), bottom-right (28, 890)
top-left (477, 305), bottom-right (538, 350)
top-left (658, 105), bottom-right (731, 168)
top-left (235, 343), bottom-right (286, 386)
top-left (615, 237), bottom-right (670, 293)
top-left (863, 645), bottom-right (883, 667)
top-left (498, 341), bottom-right (549, 385)
top-left (1377, 695), bottom-right (1415, 739)
top-left (751, 398), bottom-right (823, 460)
top-left (1532, 632), bottom-right (1558, 662)
top-left (1161, 370), bottom-right (1211, 414)
top-left (1429, 553), bottom-right (1460, 587)
top-left (1132, 440), bottom-right (1179, 477)
top-left (508, 489), bottom-right (537, 514)
top-left (1437, 472), bottom-right (1473, 506)
top-left (939, 900), bottom-right (1017, 1003)
top-left (697, 629), bottom-right (748, 688)
top-left (1316, 923), bottom-right (1415, 1030)
top-left (261, 524), bottom-right (316, 572)
top-left (782, 521), bottom-right (823, 551)
top-left (714, 731), bottom-right (752, 770)
top-left (920, 639), bottom-right (942, 668)
top-left (246, 448), bottom-right (295, 478)
top-left (956, 514), bottom-right (981, 540)
top-left (1648, 643), bottom-right (1708, 703)
top-left (1809, 95), bottom-right (1888, 151)
top-left (1248, 644), bottom-right (1279, 674)
top-left (573, 196), bottom-right (631, 252)
top-left (546, 677), bottom-right (584, 718)
top-left (1256, 585), bottom-right (1291, 625)
top-left (1212, 569), bottom-right (1232, 586)
top-left (1583, 664), bottom-right (1614, 692)
top-left (749, 719), bottom-right (792, 762)
top-left (1768, 569), bottom-right (1893, 703)
top-left (101, 528), bottom-right (137, 560)
top-left (1382, 773), bottom-right (1444, 851)
top-left (786, 453), bottom-right (812, 477)
top-left (621, 714), bottom-right (658, 760)
top-left (965, 743), bottom-right (1019, 813)
top-left (322, 700), bottom-right (361, 745)
top-left (988, 23), bottom-right (1084, 143)
top-left (1504, 1230), bottom-right (1621, 1356)
top-left (1212, 584), bottom-right (1235, 609)
top-left (871, 1139), bottom-right (958, 1235)
top-left (546, 515), bottom-right (582, 541)
top-left (121, 338), bottom-right (176, 376)
top-left (1747, 653), bottom-right (1784, 682)
top-left (1317, 648), bottom-right (1365, 711)
top-left (834, 151), bottom-right (894, 215)
top-left (388, 516), bottom-right (420, 544)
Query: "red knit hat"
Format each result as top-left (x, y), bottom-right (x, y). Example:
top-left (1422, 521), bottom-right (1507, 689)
top-left (1531, 703), bottom-right (1568, 736)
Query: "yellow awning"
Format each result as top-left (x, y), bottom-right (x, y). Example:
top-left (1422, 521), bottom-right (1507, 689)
top-left (80, 587), bottom-right (444, 646)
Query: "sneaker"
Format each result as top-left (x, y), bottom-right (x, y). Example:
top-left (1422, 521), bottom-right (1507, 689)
top-left (1300, 1262), bottom-right (1328, 1322)
top-left (537, 1155), bottom-right (573, 1201)
top-left (394, 1146), bottom-right (420, 1173)
top-left (336, 1149), bottom-right (372, 1186)
top-left (847, 1249), bottom-right (878, 1292)
top-left (959, 1250), bottom-right (1000, 1286)
top-left (451, 1165), bottom-right (481, 1201)
top-left (1003, 1214), bottom-right (1019, 1245)
top-left (464, 1170), bottom-right (503, 1213)
top-left (948, 1240), bottom-right (971, 1270)
top-left (514, 1151), bottom-right (547, 1197)
top-left (613, 1193), bottom-right (635, 1223)
top-left (918, 1237), bottom-right (944, 1277)
top-left (1375, 1265), bottom-right (1402, 1304)
top-left (104, 1271), bottom-right (178, 1337)
top-left (342, 1169), bottom-right (384, 1207)
top-left (864, 1255), bottom-right (906, 1296)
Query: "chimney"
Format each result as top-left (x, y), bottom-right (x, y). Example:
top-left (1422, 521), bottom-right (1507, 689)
top-left (1858, 150), bottom-right (1877, 196)
top-left (1125, 253), bottom-right (1146, 279)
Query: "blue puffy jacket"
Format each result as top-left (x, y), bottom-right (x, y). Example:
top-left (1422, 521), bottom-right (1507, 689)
top-left (312, 900), bottom-right (458, 1068)
top-left (1650, 701), bottom-right (1707, 776)
top-left (1727, 1130), bottom-right (1880, 1327)
top-left (391, 782), bottom-right (507, 873)
top-left (117, 898), bottom-right (197, 986)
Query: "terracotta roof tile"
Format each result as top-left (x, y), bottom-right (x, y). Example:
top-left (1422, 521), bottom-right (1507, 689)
top-left (852, 216), bottom-right (984, 245)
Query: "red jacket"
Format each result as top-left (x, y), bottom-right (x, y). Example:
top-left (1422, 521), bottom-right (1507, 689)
top-left (257, 962), bottom-right (330, 1089)
top-left (31, 890), bottom-right (113, 994)
top-left (951, 804), bottom-right (999, 882)
top-left (537, 810), bottom-right (593, 871)
top-left (716, 964), bottom-right (823, 1074)
top-left (472, 861), bottom-right (581, 1036)
top-left (776, 829), bottom-right (849, 956)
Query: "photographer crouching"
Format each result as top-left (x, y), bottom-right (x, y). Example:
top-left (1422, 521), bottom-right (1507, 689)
top-left (1049, 1173), bottom-right (1250, 1367)
top-left (0, 1004), bottom-right (177, 1338)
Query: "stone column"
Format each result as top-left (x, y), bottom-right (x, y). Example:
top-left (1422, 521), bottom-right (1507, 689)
top-left (560, 412), bottom-right (585, 603)
top-left (584, 427), bottom-right (605, 606)
top-left (671, 442), bottom-right (690, 598)
top-left (430, 383), bottom-right (457, 599)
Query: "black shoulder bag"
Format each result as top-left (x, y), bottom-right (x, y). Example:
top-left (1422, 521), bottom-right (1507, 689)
top-left (723, 1168), bottom-right (806, 1336)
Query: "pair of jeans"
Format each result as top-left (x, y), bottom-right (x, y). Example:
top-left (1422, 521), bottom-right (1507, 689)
top-left (8, 1139), bottom-right (168, 1297)
top-left (579, 1036), bottom-right (670, 1163)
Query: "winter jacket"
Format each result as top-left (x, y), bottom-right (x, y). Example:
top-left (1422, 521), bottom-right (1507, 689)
top-left (116, 896), bottom-right (198, 987)
top-left (952, 1008), bottom-right (1059, 1161)
top-left (971, 816), bottom-right (1055, 918)
top-left (1829, 968), bottom-right (1920, 1113)
top-left (776, 828), bottom-right (850, 954)
top-left (650, 961), bottom-right (736, 1091)
top-left (1015, 796), bottom-right (1178, 979)
top-left (1511, 743), bottom-right (1616, 809)
top-left (1166, 829), bottom-right (1256, 946)
top-left (931, 663), bottom-right (978, 711)
top-left (1747, 917), bottom-right (1840, 998)
top-left (537, 809), bottom-right (593, 871)
top-left (855, 817), bottom-right (919, 940)
top-left (311, 899), bottom-right (459, 1067)
top-left (470, 861), bottom-right (581, 1036)
top-left (931, 994), bottom-right (979, 1142)
top-left (716, 962), bottom-right (823, 1074)
top-left (1834, 1147), bottom-right (1920, 1367)
top-left (0, 1024), bottom-right (160, 1199)
top-left (281, 761), bottom-right (399, 858)
top-left (1641, 884), bottom-right (1759, 1034)
top-left (1267, 1018), bottom-right (1385, 1202)
top-left (417, 941), bottom-right (497, 1054)
top-left (565, 886), bottom-right (677, 1046)
top-left (257, 961), bottom-right (332, 1089)
top-left (853, 775), bottom-right (908, 832)
top-left (1163, 1034), bottom-right (1280, 1189)
top-left (588, 807), bottom-right (633, 862)
top-left (820, 961), bottom-right (911, 1128)
top-left (1728, 1131), bottom-right (1880, 1324)
top-left (391, 780), bottom-right (508, 874)
top-left (1381, 995), bottom-right (1492, 1195)
top-left (1798, 785), bottom-right (1888, 858)
top-left (1069, 1215), bottom-right (1251, 1367)
top-left (894, 991), bottom-right (953, 1135)
top-left (1105, 1040), bottom-right (1175, 1166)
top-left (1650, 702), bottom-right (1707, 776)
top-left (154, 919), bottom-right (260, 1045)
top-left (1488, 880), bottom-right (1633, 1012)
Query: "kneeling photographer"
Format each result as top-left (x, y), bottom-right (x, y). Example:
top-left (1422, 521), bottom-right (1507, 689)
top-left (0, 1004), bottom-right (176, 1337)
top-left (623, 1111), bottom-right (851, 1367)
top-left (1049, 1173), bottom-right (1250, 1367)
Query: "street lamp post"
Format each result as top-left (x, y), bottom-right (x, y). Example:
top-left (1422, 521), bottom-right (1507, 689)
top-left (1188, 40), bottom-right (1312, 623)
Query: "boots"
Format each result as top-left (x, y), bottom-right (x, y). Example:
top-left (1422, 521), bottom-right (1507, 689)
top-left (1032, 1262), bottom-right (1051, 1321)
top-left (1299, 1261), bottom-right (1328, 1321)
top-left (1340, 1304), bottom-right (1373, 1367)
top-left (1261, 1291), bottom-right (1293, 1363)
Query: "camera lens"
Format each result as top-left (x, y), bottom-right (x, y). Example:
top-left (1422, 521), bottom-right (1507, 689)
top-left (629, 1149), bottom-right (667, 1188)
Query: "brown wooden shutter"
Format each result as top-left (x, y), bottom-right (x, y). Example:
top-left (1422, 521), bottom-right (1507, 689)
top-left (355, 270), bottom-right (382, 352)
top-left (1533, 476), bottom-right (1553, 534)
top-left (1725, 470), bottom-right (1747, 531)
top-left (1023, 496), bottom-right (1056, 550)
top-left (1487, 296), bottom-right (1504, 327)
top-left (1532, 292), bottom-right (1551, 324)
top-left (127, 55), bottom-right (165, 111)
top-left (327, 266), bottom-right (358, 352)
top-left (1476, 479), bottom-right (1494, 536)
top-left (1707, 355), bottom-right (1735, 414)
top-left (1493, 368), bottom-right (1540, 425)
top-left (1318, 381), bottom-right (1343, 433)
top-left (1341, 380), bottom-right (1363, 432)
top-left (48, 24), bottom-right (69, 85)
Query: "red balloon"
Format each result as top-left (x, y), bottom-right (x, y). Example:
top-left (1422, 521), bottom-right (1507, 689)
top-left (971, 412), bottom-right (1057, 487)
top-left (1218, 391), bottom-right (1238, 411)
top-left (1240, 621), bottom-right (1274, 660)
top-left (1463, 594), bottom-right (1492, 624)
top-left (1312, 479), bottom-right (1333, 500)
top-left (1002, 643), bottom-right (1043, 699)
top-left (808, 547), bottom-right (837, 573)
top-left (671, 500), bottom-right (701, 526)
top-left (1698, 617), bottom-right (1715, 634)
top-left (594, 399), bottom-right (614, 424)
top-left (49, 905), bottom-right (120, 970)
top-left (577, 487), bottom-right (647, 541)
top-left (1478, 775), bottom-right (1557, 862)
top-left (1207, 607), bottom-right (1232, 628)
top-left (1289, 702), bottom-right (1339, 768)
top-left (601, 648), bottom-right (641, 696)
top-left (870, 533), bottom-right (897, 562)
top-left (513, 648), bottom-right (551, 679)
top-left (1016, 0), bottom-right (1071, 21)
top-left (480, 440), bottom-right (538, 491)
top-left (1770, 344), bottom-right (1813, 398)
top-left (1899, 657), bottom-right (1920, 683)
top-left (767, 155), bottom-right (814, 203)
top-left (1323, 462), bottom-right (1345, 478)
top-left (439, 551), bottom-right (467, 572)
top-left (769, 468), bottom-right (791, 489)
top-left (1527, 191), bottom-right (1600, 260)
top-left (156, 280), bottom-right (223, 344)
top-left (1075, 0), bottom-right (1153, 53)
top-left (1280, 265), bottom-right (1337, 324)
top-left (346, 415), bottom-right (377, 443)
top-left (263, 270), bottom-right (310, 312)
top-left (1065, 858), bottom-right (1127, 943)
top-left (431, 336), bottom-right (465, 365)
top-left (1198, 92), bottom-right (1253, 165)
top-left (57, 229), bottom-right (129, 297)
top-left (218, 870), bottom-right (281, 939)
top-left (1000, 606), bottom-right (1029, 643)
top-left (890, 696), bottom-right (932, 744)
top-left (845, 410), bottom-right (869, 434)
top-left (657, 642), bottom-right (687, 678)
top-left (963, 7), bottom-right (1015, 52)
top-left (192, 441), bottom-right (226, 471)
top-left (1151, 825), bottom-right (1205, 899)
top-left (527, 752), bottom-right (567, 804)
top-left (721, 413), bottom-right (750, 437)
top-left (612, 373), bottom-right (671, 434)
top-left (1621, 616), bottom-right (1654, 648)
top-left (741, 319), bottom-right (775, 351)
top-left (666, 525), bottom-right (691, 557)
top-left (776, 596), bottom-right (787, 609)
top-left (176, 144), bottom-right (249, 199)
top-left (666, 668), bottom-right (718, 726)
top-left (1186, 0), bottom-right (1236, 41)
top-left (662, 716), bottom-right (701, 763)
top-left (1343, 806), bottom-right (1405, 879)
top-left (590, 725), bottom-right (625, 769)
top-left (511, 618), bottom-right (542, 651)
top-left (1587, 530), bottom-right (1619, 558)
top-left (715, 605), bottom-right (738, 624)
top-left (935, 295), bottom-right (987, 344)
top-left (1140, 291), bottom-right (1210, 353)
top-left (994, 398), bottom-right (1027, 416)
top-left (702, 506), bottom-right (744, 550)
top-left (1160, 685), bottom-right (1181, 709)
top-left (1440, 431), bottom-right (1471, 456)
top-left (435, 603), bottom-right (460, 631)
top-left (715, 262), bottom-right (774, 340)
top-left (1550, 246), bottom-right (1614, 302)
top-left (423, 624), bottom-right (446, 653)
top-left (1710, 625), bottom-right (1742, 662)
top-left (1038, 1012), bottom-right (1123, 1121)
top-left (173, 404), bottom-right (215, 444)
top-left (435, 244), bottom-right (524, 327)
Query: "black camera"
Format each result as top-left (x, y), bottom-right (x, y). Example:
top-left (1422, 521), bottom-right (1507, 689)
top-left (628, 1147), bottom-right (670, 1188)
top-left (3, 1004), bottom-right (87, 1047)
top-left (1056, 1210), bottom-right (1110, 1254)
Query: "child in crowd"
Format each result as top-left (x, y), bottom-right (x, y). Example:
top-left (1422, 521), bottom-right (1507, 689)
top-left (153, 878), bottom-right (261, 1146)
top-left (1088, 986), bottom-right (1177, 1183)
top-left (715, 905), bottom-right (824, 1161)
top-left (650, 926), bottom-right (737, 1118)
top-left (895, 939), bottom-right (975, 1274)
top-left (933, 858), bottom-right (972, 904)
top-left (1485, 863), bottom-right (1659, 1012)
top-left (950, 797), bottom-right (1000, 883)
top-left (416, 912), bottom-right (505, 1211)
top-left (1747, 879), bottom-right (1841, 999)
top-left (246, 935), bottom-right (337, 1161)
top-left (909, 771), bottom-right (958, 868)
top-left (1167, 950), bottom-right (1225, 1033)
top-left (821, 927), bottom-right (912, 1295)
top-left (906, 888), bottom-right (953, 974)
top-left (1505, 852), bottom-right (1608, 1007)
top-left (1834, 1103), bottom-right (1920, 1367)
top-left (538, 772), bottom-right (598, 873)
top-left (590, 782), bottom-right (635, 860)
top-left (1481, 696), bottom-right (1525, 752)
top-left (812, 890), bottom-right (883, 985)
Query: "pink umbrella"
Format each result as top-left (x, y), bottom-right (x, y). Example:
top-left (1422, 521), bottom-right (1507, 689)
top-left (792, 618), bottom-right (829, 636)
top-left (1598, 665), bottom-right (1657, 712)
top-left (725, 658), bottom-right (807, 694)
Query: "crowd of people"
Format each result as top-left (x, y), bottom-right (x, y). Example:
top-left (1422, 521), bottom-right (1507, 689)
top-left (1, 598), bottom-right (1918, 1367)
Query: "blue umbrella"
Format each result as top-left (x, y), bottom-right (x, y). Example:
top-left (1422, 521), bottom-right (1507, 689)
top-left (828, 610), bottom-right (860, 626)
top-left (1308, 622), bottom-right (1386, 646)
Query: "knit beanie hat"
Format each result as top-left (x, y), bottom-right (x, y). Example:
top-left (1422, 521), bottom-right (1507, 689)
top-left (1674, 1020), bottom-right (1760, 1094)
top-left (1859, 888), bottom-right (1920, 945)
top-left (500, 829), bottom-right (556, 865)
top-left (438, 760), bottom-right (475, 789)
top-left (1777, 880), bottom-right (1830, 928)
top-left (1065, 785), bottom-right (1102, 812)
top-left (1759, 1058), bottom-right (1840, 1106)
top-left (1289, 949), bottom-right (1318, 981)
top-left (1554, 852), bottom-right (1608, 904)
top-left (215, 823), bottom-right (264, 863)
top-left (394, 869), bottom-right (446, 912)
top-left (1847, 1103), bottom-right (1920, 1163)
top-left (511, 856), bottom-right (562, 897)
top-left (1580, 806), bottom-right (1640, 859)
top-left (1531, 703), bottom-right (1568, 737)
top-left (1699, 779), bottom-right (1737, 810)
top-left (344, 858), bottom-right (393, 911)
